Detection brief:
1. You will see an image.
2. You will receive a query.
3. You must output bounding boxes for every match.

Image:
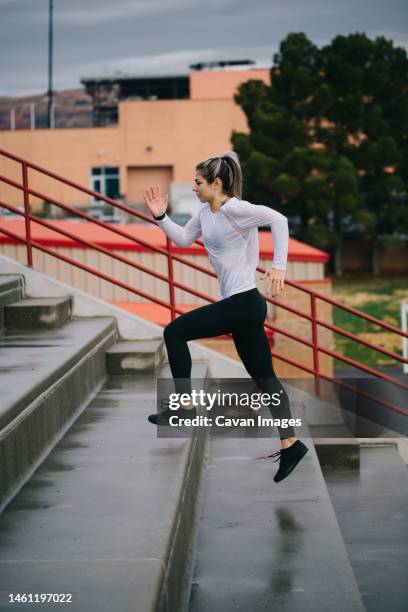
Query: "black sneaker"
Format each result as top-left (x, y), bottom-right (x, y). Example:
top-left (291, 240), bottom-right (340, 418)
top-left (148, 402), bottom-right (197, 426)
top-left (148, 398), bottom-right (172, 425)
top-left (267, 440), bottom-right (309, 483)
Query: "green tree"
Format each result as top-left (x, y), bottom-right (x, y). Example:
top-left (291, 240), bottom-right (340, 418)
top-left (317, 33), bottom-right (408, 269)
top-left (232, 32), bottom-right (408, 274)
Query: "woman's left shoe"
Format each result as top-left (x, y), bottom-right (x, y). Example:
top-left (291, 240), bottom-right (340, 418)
top-left (148, 407), bottom-right (196, 426)
top-left (267, 440), bottom-right (309, 482)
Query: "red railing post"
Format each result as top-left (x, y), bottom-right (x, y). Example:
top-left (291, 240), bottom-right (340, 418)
top-left (310, 293), bottom-right (320, 396)
top-left (166, 236), bottom-right (176, 321)
top-left (22, 162), bottom-right (33, 267)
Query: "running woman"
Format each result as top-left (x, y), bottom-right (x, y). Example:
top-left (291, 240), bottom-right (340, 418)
top-left (143, 151), bottom-right (308, 482)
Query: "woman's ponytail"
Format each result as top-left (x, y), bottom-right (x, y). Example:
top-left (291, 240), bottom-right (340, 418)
top-left (221, 150), bottom-right (242, 199)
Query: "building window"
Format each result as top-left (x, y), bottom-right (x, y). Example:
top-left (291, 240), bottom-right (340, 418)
top-left (91, 167), bottom-right (120, 204)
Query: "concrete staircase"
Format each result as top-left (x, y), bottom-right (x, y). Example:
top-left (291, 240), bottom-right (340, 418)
top-left (0, 273), bottom-right (209, 612)
top-left (0, 275), bottom-right (117, 511)
top-left (0, 271), bottom-right (406, 612)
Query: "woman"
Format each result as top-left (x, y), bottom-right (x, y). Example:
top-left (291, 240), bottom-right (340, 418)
top-left (142, 151), bottom-right (308, 483)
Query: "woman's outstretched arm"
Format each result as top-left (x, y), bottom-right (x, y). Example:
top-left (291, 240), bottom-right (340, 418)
top-left (143, 184), bottom-right (202, 247)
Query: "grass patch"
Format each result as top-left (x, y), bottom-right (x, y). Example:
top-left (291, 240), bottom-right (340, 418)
top-left (331, 276), bottom-right (407, 367)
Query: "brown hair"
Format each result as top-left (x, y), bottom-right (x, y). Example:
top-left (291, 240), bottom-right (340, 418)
top-left (196, 150), bottom-right (242, 198)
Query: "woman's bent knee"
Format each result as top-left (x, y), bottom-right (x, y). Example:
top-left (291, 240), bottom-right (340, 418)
top-left (163, 320), bottom-right (183, 344)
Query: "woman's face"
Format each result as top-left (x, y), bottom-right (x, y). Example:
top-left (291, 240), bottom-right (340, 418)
top-left (193, 172), bottom-right (217, 203)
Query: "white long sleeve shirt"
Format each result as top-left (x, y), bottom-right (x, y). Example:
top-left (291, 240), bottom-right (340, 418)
top-left (155, 197), bottom-right (289, 299)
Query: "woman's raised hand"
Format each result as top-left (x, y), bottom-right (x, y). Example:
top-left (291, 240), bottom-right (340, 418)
top-left (262, 268), bottom-right (285, 297)
top-left (142, 184), bottom-right (168, 218)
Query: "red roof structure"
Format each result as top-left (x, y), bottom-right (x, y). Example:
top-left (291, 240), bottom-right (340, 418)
top-left (0, 219), bottom-right (329, 263)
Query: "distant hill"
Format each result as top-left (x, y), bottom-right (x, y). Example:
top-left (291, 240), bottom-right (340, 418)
top-left (0, 89), bottom-right (93, 130)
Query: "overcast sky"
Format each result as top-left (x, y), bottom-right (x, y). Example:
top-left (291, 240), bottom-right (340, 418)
top-left (0, 0), bottom-right (407, 97)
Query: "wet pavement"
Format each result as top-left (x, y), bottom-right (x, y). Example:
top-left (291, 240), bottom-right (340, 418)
top-left (322, 445), bottom-right (408, 612)
top-left (188, 418), bottom-right (365, 612)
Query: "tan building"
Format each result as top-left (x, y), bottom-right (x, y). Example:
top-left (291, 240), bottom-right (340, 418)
top-left (0, 64), bottom-right (270, 219)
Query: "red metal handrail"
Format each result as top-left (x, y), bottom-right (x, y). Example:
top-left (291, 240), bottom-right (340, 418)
top-left (0, 173), bottom-right (218, 278)
top-left (0, 200), bottom-right (212, 302)
top-left (1, 149), bottom-right (405, 337)
top-left (0, 148), bottom-right (407, 420)
top-left (1, 147), bottom-right (406, 331)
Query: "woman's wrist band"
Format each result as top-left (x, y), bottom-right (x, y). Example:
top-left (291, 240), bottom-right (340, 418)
top-left (153, 213), bottom-right (166, 220)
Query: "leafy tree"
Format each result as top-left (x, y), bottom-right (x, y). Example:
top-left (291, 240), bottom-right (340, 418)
top-left (317, 33), bottom-right (408, 267)
top-left (232, 32), bottom-right (408, 274)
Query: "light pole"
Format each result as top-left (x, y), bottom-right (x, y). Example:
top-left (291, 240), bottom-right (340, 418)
top-left (47, 0), bottom-right (53, 129)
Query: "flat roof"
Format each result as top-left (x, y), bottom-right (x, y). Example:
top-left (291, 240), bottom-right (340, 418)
top-left (80, 62), bottom-right (270, 84)
top-left (80, 74), bottom-right (189, 83)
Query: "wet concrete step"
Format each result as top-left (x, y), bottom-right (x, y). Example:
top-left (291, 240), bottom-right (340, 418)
top-left (0, 275), bottom-right (23, 331)
top-left (322, 444), bottom-right (408, 612)
top-left (187, 404), bottom-right (365, 612)
top-left (0, 317), bottom-right (117, 511)
top-left (334, 373), bottom-right (408, 439)
top-left (5, 296), bottom-right (72, 330)
top-left (106, 339), bottom-right (165, 375)
top-left (0, 362), bottom-right (209, 612)
top-left (0, 275), bottom-right (23, 304)
top-left (309, 424), bottom-right (360, 470)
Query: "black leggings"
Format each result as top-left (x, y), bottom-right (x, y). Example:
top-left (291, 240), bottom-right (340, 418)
top-left (163, 288), bottom-right (295, 439)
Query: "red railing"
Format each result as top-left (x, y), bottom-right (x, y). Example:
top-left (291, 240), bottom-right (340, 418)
top-left (0, 148), bottom-right (407, 420)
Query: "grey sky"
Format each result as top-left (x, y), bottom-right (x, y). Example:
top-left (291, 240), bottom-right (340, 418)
top-left (0, 0), bottom-right (407, 96)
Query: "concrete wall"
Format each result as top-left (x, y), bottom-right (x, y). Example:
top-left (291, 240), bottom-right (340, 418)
top-left (118, 98), bottom-right (247, 184)
top-left (340, 241), bottom-right (408, 274)
top-left (0, 98), bottom-right (247, 213)
top-left (0, 128), bottom-right (120, 208)
top-left (189, 68), bottom-right (270, 99)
